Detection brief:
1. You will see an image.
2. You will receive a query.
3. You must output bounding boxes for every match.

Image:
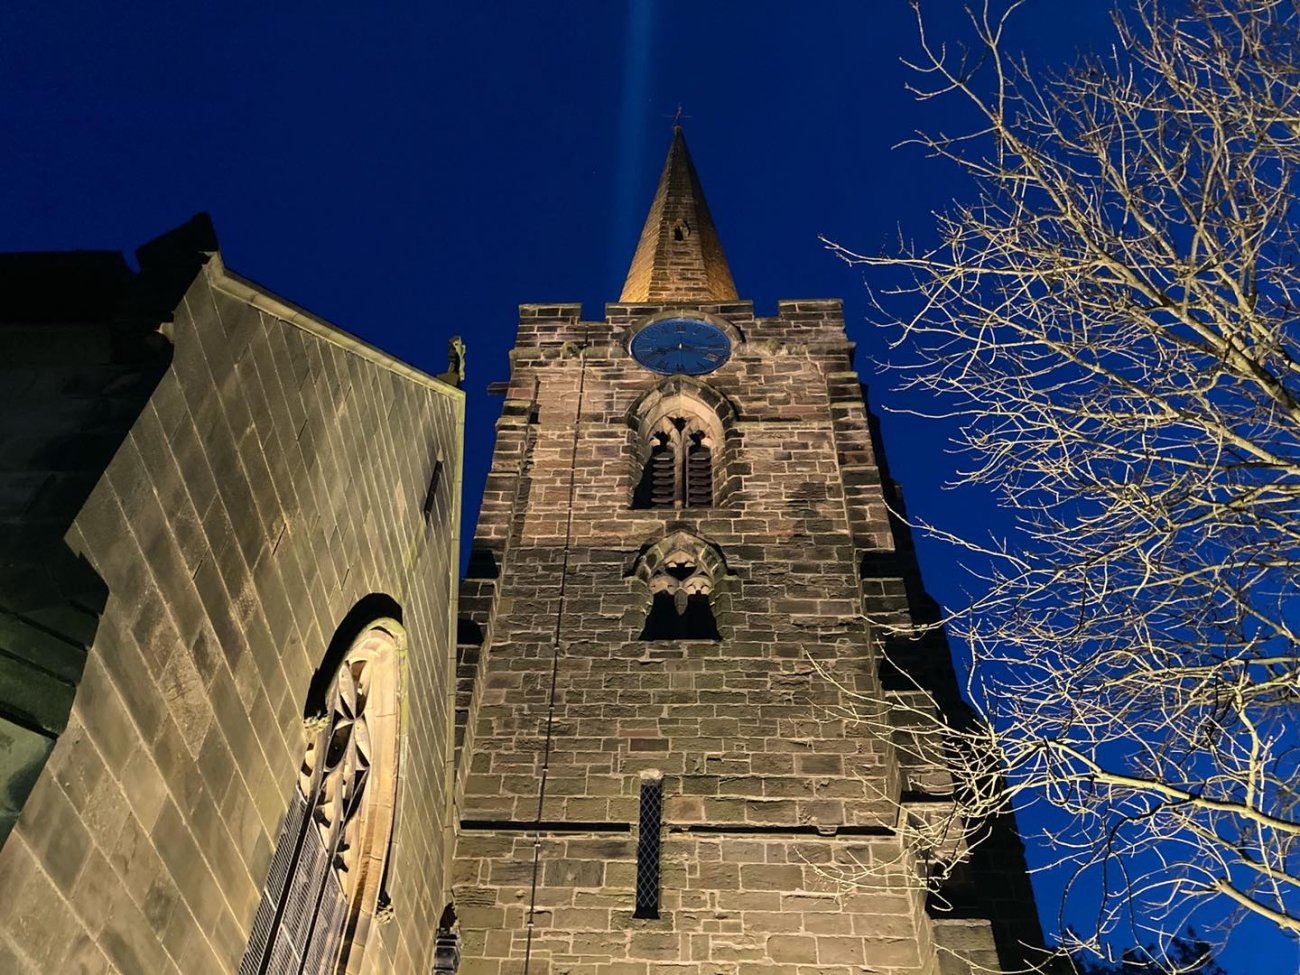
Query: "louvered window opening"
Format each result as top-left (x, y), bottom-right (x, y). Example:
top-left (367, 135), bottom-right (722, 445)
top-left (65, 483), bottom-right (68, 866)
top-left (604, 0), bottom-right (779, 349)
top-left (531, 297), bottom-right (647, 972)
top-left (634, 779), bottom-right (663, 919)
top-left (634, 418), bottom-right (714, 509)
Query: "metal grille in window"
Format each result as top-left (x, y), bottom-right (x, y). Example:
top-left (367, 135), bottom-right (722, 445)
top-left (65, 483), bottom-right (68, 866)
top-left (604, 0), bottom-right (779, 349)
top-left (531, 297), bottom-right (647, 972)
top-left (634, 779), bottom-right (663, 919)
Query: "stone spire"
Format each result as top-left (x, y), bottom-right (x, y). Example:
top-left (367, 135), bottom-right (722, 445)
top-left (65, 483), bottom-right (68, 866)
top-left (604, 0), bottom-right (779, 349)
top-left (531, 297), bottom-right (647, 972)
top-left (620, 126), bottom-right (738, 303)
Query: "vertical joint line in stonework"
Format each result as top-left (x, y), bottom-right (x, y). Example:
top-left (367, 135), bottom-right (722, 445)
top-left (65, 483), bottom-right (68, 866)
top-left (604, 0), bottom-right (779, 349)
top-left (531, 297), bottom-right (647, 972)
top-left (523, 328), bottom-right (589, 975)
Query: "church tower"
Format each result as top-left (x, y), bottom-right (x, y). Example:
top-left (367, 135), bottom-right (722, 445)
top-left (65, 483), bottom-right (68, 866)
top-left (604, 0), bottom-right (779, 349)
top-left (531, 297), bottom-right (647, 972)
top-left (451, 128), bottom-right (1046, 975)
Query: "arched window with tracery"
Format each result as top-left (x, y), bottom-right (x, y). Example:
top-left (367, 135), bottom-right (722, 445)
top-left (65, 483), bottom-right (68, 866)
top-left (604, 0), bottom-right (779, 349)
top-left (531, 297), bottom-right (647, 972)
top-left (628, 378), bottom-right (734, 511)
top-left (635, 530), bottom-right (728, 641)
top-left (633, 416), bottom-right (715, 509)
top-left (240, 619), bottom-right (403, 975)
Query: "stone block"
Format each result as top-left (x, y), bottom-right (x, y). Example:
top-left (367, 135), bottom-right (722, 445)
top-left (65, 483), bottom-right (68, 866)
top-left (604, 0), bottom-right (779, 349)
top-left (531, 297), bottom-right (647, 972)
top-left (765, 935), bottom-right (816, 963)
top-left (0, 718), bottom-right (54, 843)
top-left (15, 773), bottom-right (90, 892)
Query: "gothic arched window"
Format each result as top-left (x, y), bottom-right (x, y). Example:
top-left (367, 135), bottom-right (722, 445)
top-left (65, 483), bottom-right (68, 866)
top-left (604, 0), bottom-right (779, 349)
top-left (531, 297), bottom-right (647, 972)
top-left (633, 417), bottom-right (716, 510)
top-left (635, 531), bottom-right (728, 642)
top-left (628, 377), bottom-right (734, 511)
top-left (241, 620), bottom-right (403, 975)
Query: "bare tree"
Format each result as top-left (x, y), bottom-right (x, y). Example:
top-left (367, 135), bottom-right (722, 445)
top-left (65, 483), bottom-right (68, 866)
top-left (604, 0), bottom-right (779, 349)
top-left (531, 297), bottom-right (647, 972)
top-left (1074, 927), bottom-right (1228, 974)
top-left (824, 0), bottom-right (1300, 966)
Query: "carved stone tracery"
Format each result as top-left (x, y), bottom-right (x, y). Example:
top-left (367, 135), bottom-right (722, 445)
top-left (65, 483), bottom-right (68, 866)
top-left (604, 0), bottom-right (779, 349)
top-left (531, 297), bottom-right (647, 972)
top-left (241, 621), bottom-right (403, 975)
top-left (627, 376), bottom-right (735, 510)
top-left (635, 531), bottom-right (727, 641)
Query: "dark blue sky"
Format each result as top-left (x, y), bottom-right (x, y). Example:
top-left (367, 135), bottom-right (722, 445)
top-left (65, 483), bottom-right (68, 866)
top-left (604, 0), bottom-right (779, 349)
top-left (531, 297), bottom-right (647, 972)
top-left (2, 2), bottom-right (1290, 970)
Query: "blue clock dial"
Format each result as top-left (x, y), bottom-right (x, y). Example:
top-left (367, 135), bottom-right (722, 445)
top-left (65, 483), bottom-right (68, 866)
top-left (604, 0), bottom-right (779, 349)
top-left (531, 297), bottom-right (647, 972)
top-left (630, 318), bottom-right (732, 375)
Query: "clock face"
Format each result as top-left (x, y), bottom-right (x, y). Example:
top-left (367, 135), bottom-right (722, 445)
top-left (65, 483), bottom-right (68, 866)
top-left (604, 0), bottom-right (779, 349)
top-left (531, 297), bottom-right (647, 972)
top-left (629, 317), bottom-right (732, 375)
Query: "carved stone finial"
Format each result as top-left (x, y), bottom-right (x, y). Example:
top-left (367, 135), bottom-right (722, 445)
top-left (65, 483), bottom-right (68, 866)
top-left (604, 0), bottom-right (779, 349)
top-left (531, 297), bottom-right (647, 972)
top-left (438, 336), bottom-right (466, 389)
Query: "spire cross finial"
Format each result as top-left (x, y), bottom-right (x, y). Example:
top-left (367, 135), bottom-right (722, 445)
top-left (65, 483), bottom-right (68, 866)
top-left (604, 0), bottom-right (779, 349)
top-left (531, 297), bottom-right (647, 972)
top-left (664, 105), bottom-right (691, 128)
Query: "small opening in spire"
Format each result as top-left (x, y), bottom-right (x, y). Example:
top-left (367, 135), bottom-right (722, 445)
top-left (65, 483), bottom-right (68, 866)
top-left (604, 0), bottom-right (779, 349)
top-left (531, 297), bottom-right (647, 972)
top-left (671, 220), bottom-right (690, 242)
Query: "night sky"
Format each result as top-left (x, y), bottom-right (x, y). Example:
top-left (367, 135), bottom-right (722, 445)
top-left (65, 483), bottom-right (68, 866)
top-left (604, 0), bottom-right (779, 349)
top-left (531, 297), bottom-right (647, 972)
top-left (2, 2), bottom-right (1291, 970)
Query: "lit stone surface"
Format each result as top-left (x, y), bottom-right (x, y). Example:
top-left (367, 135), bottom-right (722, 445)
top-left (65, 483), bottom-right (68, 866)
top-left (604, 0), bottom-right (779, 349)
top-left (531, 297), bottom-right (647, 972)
top-left (620, 127), bottom-right (738, 304)
top-left (453, 298), bottom-right (1045, 971)
top-left (0, 225), bottom-right (464, 973)
top-left (451, 131), bottom-right (1048, 975)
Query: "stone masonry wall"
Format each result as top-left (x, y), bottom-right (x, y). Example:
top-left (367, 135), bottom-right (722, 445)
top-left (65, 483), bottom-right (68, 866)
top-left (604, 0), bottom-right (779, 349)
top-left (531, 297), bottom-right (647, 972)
top-left (0, 247), bottom-right (178, 846)
top-left (0, 257), bottom-right (464, 975)
top-left (452, 298), bottom-right (1038, 974)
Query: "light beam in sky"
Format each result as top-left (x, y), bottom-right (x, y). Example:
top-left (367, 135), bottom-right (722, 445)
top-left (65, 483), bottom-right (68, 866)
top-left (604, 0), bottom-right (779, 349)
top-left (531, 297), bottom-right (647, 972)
top-left (609, 0), bottom-right (656, 291)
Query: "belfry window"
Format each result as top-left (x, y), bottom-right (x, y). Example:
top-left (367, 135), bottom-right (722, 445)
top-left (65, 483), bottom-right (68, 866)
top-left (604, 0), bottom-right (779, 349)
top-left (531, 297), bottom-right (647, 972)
top-left (626, 376), bottom-right (734, 511)
top-left (633, 417), bottom-right (715, 510)
top-left (241, 621), bottom-right (402, 975)
top-left (639, 544), bottom-right (721, 641)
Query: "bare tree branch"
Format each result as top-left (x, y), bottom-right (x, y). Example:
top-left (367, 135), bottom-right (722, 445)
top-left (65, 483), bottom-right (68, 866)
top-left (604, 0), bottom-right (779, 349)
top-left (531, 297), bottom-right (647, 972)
top-left (824, 0), bottom-right (1300, 968)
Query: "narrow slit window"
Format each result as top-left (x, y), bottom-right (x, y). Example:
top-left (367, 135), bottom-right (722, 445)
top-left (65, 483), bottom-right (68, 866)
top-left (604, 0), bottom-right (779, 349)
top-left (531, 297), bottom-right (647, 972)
top-left (423, 458), bottom-right (445, 522)
top-left (645, 434), bottom-right (675, 508)
top-left (685, 433), bottom-right (712, 507)
top-left (634, 778), bottom-right (663, 919)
